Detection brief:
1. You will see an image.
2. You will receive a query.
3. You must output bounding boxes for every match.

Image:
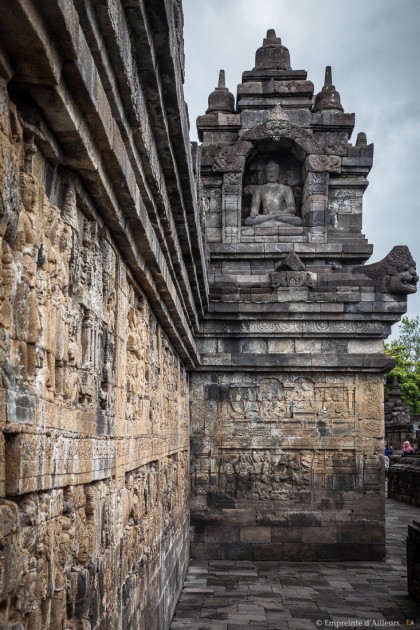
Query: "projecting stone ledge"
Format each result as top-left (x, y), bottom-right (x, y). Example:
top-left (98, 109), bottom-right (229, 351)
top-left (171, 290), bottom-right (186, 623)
top-left (199, 352), bottom-right (394, 372)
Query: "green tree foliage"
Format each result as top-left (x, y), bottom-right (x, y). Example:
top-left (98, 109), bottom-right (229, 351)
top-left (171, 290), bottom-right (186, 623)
top-left (385, 316), bottom-right (420, 414)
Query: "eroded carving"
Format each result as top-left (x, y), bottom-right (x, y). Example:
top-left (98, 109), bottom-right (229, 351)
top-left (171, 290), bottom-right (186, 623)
top-left (353, 246), bottom-right (418, 294)
top-left (217, 449), bottom-right (311, 500)
top-left (218, 375), bottom-right (353, 424)
top-left (0, 91), bottom-right (190, 628)
top-left (202, 189), bottom-right (222, 214)
top-left (271, 270), bottom-right (316, 289)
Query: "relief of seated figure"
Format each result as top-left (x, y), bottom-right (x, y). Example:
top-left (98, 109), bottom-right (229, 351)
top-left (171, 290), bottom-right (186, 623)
top-left (244, 160), bottom-right (302, 227)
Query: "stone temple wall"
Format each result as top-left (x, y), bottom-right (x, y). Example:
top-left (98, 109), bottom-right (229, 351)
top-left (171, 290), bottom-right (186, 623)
top-left (0, 1), bottom-right (205, 628)
top-left (191, 370), bottom-right (386, 560)
top-left (0, 4), bottom-right (418, 630)
top-left (190, 30), bottom-right (417, 562)
top-left (388, 457), bottom-right (420, 507)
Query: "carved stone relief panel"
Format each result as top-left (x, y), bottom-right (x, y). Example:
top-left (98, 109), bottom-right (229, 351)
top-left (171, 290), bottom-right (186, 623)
top-left (2, 445), bottom-right (190, 630)
top-left (311, 449), bottom-right (359, 491)
top-left (355, 373), bottom-right (384, 422)
top-left (202, 188), bottom-right (222, 231)
top-left (0, 90), bottom-right (191, 628)
top-left (216, 448), bottom-right (311, 501)
top-left (216, 374), bottom-right (355, 427)
top-left (222, 173), bottom-right (242, 243)
top-left (304, 172), bottom-right (328, 197)
top-left (125, 287), bottom-right (150, 431)
top-left (189, 371), bottom-right (377, 506)
top-left (328, 184), bottom-right (365, 231)
top-left (271, 270), bottom-right (316, 288)
top-left (211, 446), bottom-right (368, 503)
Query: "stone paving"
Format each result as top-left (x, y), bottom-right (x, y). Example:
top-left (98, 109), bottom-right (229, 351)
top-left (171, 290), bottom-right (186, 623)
top-left (170, 498), bottom-right (420, 629)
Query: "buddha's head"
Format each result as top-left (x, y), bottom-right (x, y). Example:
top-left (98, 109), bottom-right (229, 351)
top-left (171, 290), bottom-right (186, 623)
top-left (265, 160), bottom-right (280, 183)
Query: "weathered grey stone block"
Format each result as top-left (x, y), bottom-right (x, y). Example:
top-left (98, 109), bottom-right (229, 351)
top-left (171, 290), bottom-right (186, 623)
top-left (240, 526), bottom-right (271, 543)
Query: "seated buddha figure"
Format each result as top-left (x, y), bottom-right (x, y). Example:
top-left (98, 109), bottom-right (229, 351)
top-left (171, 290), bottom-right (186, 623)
top-left (245, 160), bottom-right (302, 227)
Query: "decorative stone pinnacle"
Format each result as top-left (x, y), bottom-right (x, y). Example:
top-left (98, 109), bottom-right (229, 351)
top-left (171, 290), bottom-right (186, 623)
top-left (218, 70), bottom-right (226, 89)
top-left (356, 132), bottom-right (367, 147)
top-left (206, 69), bottom-right (235, 114)
top-left (255, 29), bottom-right (291, 70)
top-left (313, 65), bottom-right (344, 113)
top-left (262, 29), bottom-right (282, 46)
top-left (325, 66), bottom-right (333, 88)
top-left (277, 251), bottom-right (305, 272)
top-left (266, 104), bottom-right (289, 122)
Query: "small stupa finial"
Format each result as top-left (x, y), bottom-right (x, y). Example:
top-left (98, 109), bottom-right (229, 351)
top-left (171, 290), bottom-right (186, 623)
top-left (313, 65), bottom-right (344, 113)
top-left (218, 69), bottom-right (226, 89)
top-left (356, 132), bottom-right (367, 147)
top-left (254, 29), bottom-right (291, 70)
top-left (206, 69), bottom-right (235, 114)
top-left (324, 66), bottom-right (333, 88)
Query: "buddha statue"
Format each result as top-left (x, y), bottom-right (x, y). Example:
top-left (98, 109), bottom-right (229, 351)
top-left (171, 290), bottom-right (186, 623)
top-left (245, 160), bottom-right (302, 226)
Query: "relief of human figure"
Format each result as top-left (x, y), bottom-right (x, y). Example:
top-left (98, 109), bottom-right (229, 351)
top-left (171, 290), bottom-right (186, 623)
top-left (0, 244), bottom-right (17, 330)
top-left (219, 452), bottom-right (238, 497)
top-left (258, 378), bottom-right (285, 420)
top-left (245, 160), bottom-right (302, 227)
top-left (229, 386), bottom-right (245, 418)
top-left (234, 453), bottom-right (253, 498)
top-left (320, 388), bottom-right (348, 418)
top-left (253, 451), bottom-right (273, 499)
top-left (15, 172), bottom-right (40, 285)
top-left (292, 378), bottom-right (315, 413)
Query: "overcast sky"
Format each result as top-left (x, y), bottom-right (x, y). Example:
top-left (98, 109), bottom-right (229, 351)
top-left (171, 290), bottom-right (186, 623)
top-left (182, 0), bottom-right (420, 338)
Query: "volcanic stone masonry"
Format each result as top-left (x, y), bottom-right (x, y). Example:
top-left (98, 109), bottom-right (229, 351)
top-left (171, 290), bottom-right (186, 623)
top-left (190, 29), bottom-right (418, 563)
top-left (0, 3), bottom-right (417, 630)
top-left (0, 1), bottom-right (206, 629)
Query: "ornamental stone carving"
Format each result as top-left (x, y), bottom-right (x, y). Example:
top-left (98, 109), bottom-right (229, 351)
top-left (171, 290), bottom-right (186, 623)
top-left (244, 159), bottom-right (302, 227)
top-left (271, 251), bottom-right (317, 288)
top-left (353, 246), bottom-right (418, 294)
top-left (271, 270), bottom-right (316, 288)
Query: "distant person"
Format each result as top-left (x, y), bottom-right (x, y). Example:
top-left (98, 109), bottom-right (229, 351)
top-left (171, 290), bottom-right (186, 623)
top-left (384, 443), bottom-right (393, 477)
top-left (401, 441), bottom-right (415, 456)
top-left (384, 443), bottom-right (393, 457)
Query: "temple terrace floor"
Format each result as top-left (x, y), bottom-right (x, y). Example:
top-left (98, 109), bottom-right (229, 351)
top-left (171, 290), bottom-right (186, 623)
top-left (170, 498), bottom-right (420, 630)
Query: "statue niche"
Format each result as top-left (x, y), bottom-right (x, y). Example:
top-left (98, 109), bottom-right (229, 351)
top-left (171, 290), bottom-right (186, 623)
top-left (243, 150), bottom-right (303, 227)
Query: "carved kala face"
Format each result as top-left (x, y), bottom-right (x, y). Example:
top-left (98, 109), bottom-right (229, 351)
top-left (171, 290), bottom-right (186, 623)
top-left (389, 262), bottom-right (419, 294)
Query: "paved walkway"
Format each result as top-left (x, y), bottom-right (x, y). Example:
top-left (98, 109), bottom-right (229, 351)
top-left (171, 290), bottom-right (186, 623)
top-left (170, 498), bottom-right (420, 629)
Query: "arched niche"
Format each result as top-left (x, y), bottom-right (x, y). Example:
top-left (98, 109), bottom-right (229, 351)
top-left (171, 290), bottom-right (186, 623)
top-left (241, 139), bottom-right (304, 224)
